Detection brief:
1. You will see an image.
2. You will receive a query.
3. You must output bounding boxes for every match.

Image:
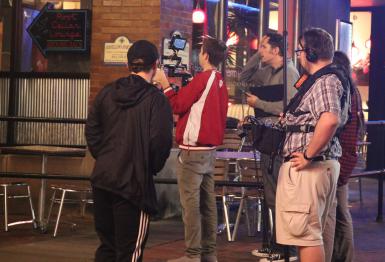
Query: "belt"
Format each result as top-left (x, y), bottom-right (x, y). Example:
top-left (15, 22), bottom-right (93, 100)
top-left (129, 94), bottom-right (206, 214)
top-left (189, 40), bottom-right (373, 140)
top-left (283, 155), bottom-right (336, 163)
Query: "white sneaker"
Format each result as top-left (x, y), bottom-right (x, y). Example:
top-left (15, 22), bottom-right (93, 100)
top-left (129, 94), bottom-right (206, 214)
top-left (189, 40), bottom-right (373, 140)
top-left (251, 247), bottom-right (272, 258)
top-left (258, 254), bottom-right (298, 262)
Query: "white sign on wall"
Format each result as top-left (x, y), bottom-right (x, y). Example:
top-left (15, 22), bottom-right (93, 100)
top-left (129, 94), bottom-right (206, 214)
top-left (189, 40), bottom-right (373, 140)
top-left (104, 36), bottom-right (132, 65)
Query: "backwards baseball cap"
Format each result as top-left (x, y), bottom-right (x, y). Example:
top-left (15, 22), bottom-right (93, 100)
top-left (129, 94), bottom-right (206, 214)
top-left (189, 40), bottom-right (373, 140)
top-left (127, 40), bottom-right (159, 66)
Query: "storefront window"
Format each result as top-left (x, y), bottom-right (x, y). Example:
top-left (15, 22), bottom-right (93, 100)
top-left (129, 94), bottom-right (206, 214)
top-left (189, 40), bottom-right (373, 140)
top-left (351, 11), bottom-right (371, 119)
top-left (0, 1), bottom-right (12, 71)
top-left (0, 0), bottom-right (92, 72)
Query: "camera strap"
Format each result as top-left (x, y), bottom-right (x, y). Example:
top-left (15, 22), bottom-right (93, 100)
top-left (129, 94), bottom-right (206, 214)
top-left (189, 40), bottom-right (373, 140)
top-left (283, 64), bottom-right (350, 136)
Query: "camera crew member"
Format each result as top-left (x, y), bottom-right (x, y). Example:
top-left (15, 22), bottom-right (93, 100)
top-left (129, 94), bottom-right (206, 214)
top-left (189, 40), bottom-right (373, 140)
top-left (154, 36), bottom-right (228, 262)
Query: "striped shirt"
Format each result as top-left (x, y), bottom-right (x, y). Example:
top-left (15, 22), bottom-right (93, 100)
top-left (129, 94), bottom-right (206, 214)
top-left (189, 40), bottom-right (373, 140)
top-left (282, 74), bottom-right (347, 158)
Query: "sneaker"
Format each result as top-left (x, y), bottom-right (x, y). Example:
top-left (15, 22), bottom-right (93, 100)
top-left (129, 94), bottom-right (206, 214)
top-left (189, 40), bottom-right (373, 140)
top-left (167, 256), bottom-right (200, 262)
top-left (251, 247), bottom-right (272, 258)
top-left (201, 255), bottom-right (218, 262)
top-left (259, 254), bottom-right (298, 262)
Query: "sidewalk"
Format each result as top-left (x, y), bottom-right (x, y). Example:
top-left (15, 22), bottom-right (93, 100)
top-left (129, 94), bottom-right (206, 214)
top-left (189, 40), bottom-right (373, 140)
top-left (0, 178), bottom-right (383, 262)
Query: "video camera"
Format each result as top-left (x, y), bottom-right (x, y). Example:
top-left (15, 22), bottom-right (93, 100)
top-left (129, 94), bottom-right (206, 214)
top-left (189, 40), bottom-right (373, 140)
top-left (161, 34), bottom-right (192, 87)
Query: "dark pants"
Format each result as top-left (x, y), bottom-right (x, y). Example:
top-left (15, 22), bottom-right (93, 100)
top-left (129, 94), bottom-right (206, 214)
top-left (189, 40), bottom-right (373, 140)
top-left (92, 187), bottom-right (150, 262)
top-left (331, 184), bottom-right (354, 262)
top-left (261, 153), bottom-right (296, 256)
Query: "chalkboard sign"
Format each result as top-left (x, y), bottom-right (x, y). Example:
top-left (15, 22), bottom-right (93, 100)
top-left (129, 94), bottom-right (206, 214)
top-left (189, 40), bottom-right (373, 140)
top-left (27, 3), bottom-right (90, 56)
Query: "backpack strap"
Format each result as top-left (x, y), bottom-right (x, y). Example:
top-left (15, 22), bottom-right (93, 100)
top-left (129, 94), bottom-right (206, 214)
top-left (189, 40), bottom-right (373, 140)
top-left (283, 64), bottom-right (351, 135)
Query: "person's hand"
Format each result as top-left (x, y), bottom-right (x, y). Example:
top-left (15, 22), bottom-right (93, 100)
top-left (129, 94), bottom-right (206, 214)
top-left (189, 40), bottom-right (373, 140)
top-left (153, 68), bottom-right (170, 90)
top-left (257, 35), bottom-right (269, 55)
top-left (278, 112), bottom-right (285, 124)
top-left (246, 93), bottom-right (259, 108)
top-left (290, 152), bottom-right (311, 171)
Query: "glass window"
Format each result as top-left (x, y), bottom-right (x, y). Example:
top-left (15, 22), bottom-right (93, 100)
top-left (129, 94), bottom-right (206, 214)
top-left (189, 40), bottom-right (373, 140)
top-left (1, 0), bottom-right (92, 72)
top-left (351, 11), bottom-right (371, 119)
top-left (0, 2), bottom-right (12, 71)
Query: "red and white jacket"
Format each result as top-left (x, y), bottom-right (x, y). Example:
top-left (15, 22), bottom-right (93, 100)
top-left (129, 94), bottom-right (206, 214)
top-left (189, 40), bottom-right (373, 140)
top-left (164, 70), bottom-right (228, 150)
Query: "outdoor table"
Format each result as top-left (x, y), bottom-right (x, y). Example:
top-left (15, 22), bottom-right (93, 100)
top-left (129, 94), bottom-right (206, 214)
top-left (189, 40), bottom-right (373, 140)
top-left (0, 145), bottom-right (86, 232)
top-left (215, 150), bottom-right (260, 161)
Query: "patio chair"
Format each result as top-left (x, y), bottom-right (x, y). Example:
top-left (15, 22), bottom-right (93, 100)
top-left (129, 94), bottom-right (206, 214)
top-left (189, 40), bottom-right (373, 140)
top-left (0, 182), bottom-right (37, 231)
top-left (47, 184), bottom-right (92, 237)
top-left (231, 157), bottom-right (264, 241)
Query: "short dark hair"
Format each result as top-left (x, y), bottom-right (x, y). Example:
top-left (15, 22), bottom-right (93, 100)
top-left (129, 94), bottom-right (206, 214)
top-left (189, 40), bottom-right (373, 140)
top-left (265, 32), bottom-right (284, 56)
top-left (127, 40), bottom-right (159, 73)
top-left (333, 51), bottom-right (351, 75)
top-left (300, 28), bottom-right (334, 61)
top-left (201, 36), bottom-right (227, 67)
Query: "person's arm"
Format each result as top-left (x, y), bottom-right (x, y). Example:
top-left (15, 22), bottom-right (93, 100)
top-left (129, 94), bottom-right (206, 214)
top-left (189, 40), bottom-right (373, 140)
top-left (239, 52), bottom-right (261, 83)
top-left (85, 89), bottom-right (106, 159)
top-left (246, 94), bottom-right (283, 115)
top-left (290, 112), bottom-right (339, 170)
top-left (154, 68), bottom-right (206, 115)
top-left (246, 63), bottom-right (299, 115)
top-left (149, 94), bottom-right (173, 174)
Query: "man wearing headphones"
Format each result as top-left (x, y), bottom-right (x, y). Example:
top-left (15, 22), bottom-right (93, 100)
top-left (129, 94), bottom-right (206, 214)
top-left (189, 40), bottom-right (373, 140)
top-left (276, 28), bottom-right (349, 262)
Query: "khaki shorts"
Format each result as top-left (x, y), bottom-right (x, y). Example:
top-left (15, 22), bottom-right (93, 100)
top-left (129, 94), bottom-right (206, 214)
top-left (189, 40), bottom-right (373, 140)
top-left (276, 160), bottom-right (340, 246)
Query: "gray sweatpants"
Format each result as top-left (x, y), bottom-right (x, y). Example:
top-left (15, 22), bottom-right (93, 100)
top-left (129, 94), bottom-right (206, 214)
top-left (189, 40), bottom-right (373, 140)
top-left (176, 149), bottom-right (217, 258)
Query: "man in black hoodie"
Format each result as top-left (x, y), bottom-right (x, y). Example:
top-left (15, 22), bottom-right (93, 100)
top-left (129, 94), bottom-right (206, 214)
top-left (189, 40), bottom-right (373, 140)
top-left (85, 40), bottom-right (173, 262)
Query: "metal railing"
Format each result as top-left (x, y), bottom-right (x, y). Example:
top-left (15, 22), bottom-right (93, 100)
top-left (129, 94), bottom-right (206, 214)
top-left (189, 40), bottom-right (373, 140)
top-left (365, 120), bottom-right (385, 222)
top-left (0, 169), bottom-right (383, 220)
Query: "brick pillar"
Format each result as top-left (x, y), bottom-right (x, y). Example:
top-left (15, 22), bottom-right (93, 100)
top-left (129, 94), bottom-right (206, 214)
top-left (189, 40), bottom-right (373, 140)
top-left (89, 0), bottom-right (193, 104)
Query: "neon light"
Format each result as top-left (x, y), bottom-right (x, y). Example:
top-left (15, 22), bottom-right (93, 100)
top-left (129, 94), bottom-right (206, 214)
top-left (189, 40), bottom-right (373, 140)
top-left (226, 31), bottom-right (239, 46)
top-left (206, 0), bottom-right (260, 12)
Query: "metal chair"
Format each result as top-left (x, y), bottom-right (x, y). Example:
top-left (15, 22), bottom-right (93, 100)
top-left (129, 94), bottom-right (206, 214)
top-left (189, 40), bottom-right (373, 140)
top-left (0, 182), bottom-right (37, 231)
top-left (213, 158), bottom-right (235, 241)
top-left (215, 129), bottom-right (245, 241)
top-left (47, 184), bottom-right (92, 237)
top-left (217, 129), bottom-right (246, 174)
top-left (231, 157), bottom-right (265, 241)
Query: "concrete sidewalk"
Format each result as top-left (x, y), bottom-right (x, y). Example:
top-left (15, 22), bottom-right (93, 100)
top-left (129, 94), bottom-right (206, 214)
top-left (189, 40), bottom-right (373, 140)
top-left (0, 178), bottom-right (383, 262)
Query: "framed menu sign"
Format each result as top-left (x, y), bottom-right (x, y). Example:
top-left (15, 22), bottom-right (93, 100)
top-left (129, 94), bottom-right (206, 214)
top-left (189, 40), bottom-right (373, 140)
top-left (27, 3), bottom-right (90, 57)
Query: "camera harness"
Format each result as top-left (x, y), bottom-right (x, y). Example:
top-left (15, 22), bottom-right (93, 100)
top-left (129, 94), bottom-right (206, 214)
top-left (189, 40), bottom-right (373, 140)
top-left (283, 63), bottom-right (352, 157)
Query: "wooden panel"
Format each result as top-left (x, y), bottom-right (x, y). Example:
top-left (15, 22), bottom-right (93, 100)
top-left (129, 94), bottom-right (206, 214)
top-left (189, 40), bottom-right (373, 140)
top-left (0, 20), bottom-right (2, 69)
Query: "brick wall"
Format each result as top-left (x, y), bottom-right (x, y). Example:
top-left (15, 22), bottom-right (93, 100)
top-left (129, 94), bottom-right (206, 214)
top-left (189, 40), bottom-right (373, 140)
top-left (89, 0), bottom-right (193, 105)
top-left (160, 0), bottom-right (193, 43)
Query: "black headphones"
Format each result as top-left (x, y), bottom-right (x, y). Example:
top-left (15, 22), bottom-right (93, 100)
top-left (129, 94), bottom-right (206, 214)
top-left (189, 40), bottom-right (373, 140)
top-left (305, 47), bottom-right (318, 63)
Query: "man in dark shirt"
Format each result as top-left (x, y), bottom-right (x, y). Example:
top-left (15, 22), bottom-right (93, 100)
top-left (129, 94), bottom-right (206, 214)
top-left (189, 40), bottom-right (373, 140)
top-left (85, 40), bottom-right (173, 262)
top-left (240, 32), bottom-right (299, 261)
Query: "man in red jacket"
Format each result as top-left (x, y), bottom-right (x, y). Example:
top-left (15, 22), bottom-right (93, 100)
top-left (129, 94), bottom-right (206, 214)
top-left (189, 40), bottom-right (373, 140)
top-left (154, 36), bottom-right (228, 262)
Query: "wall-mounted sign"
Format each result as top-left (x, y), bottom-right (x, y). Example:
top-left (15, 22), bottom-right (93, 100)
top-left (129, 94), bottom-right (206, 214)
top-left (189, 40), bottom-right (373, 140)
top-left (104, 36), bottom-right (132, 65)
top-left (27, 3), bottom-right (90, 57)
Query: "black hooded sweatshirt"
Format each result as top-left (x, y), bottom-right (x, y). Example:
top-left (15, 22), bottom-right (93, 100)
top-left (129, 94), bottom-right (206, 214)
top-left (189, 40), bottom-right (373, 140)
top-left (85, 74), bottom-right (173, 215)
